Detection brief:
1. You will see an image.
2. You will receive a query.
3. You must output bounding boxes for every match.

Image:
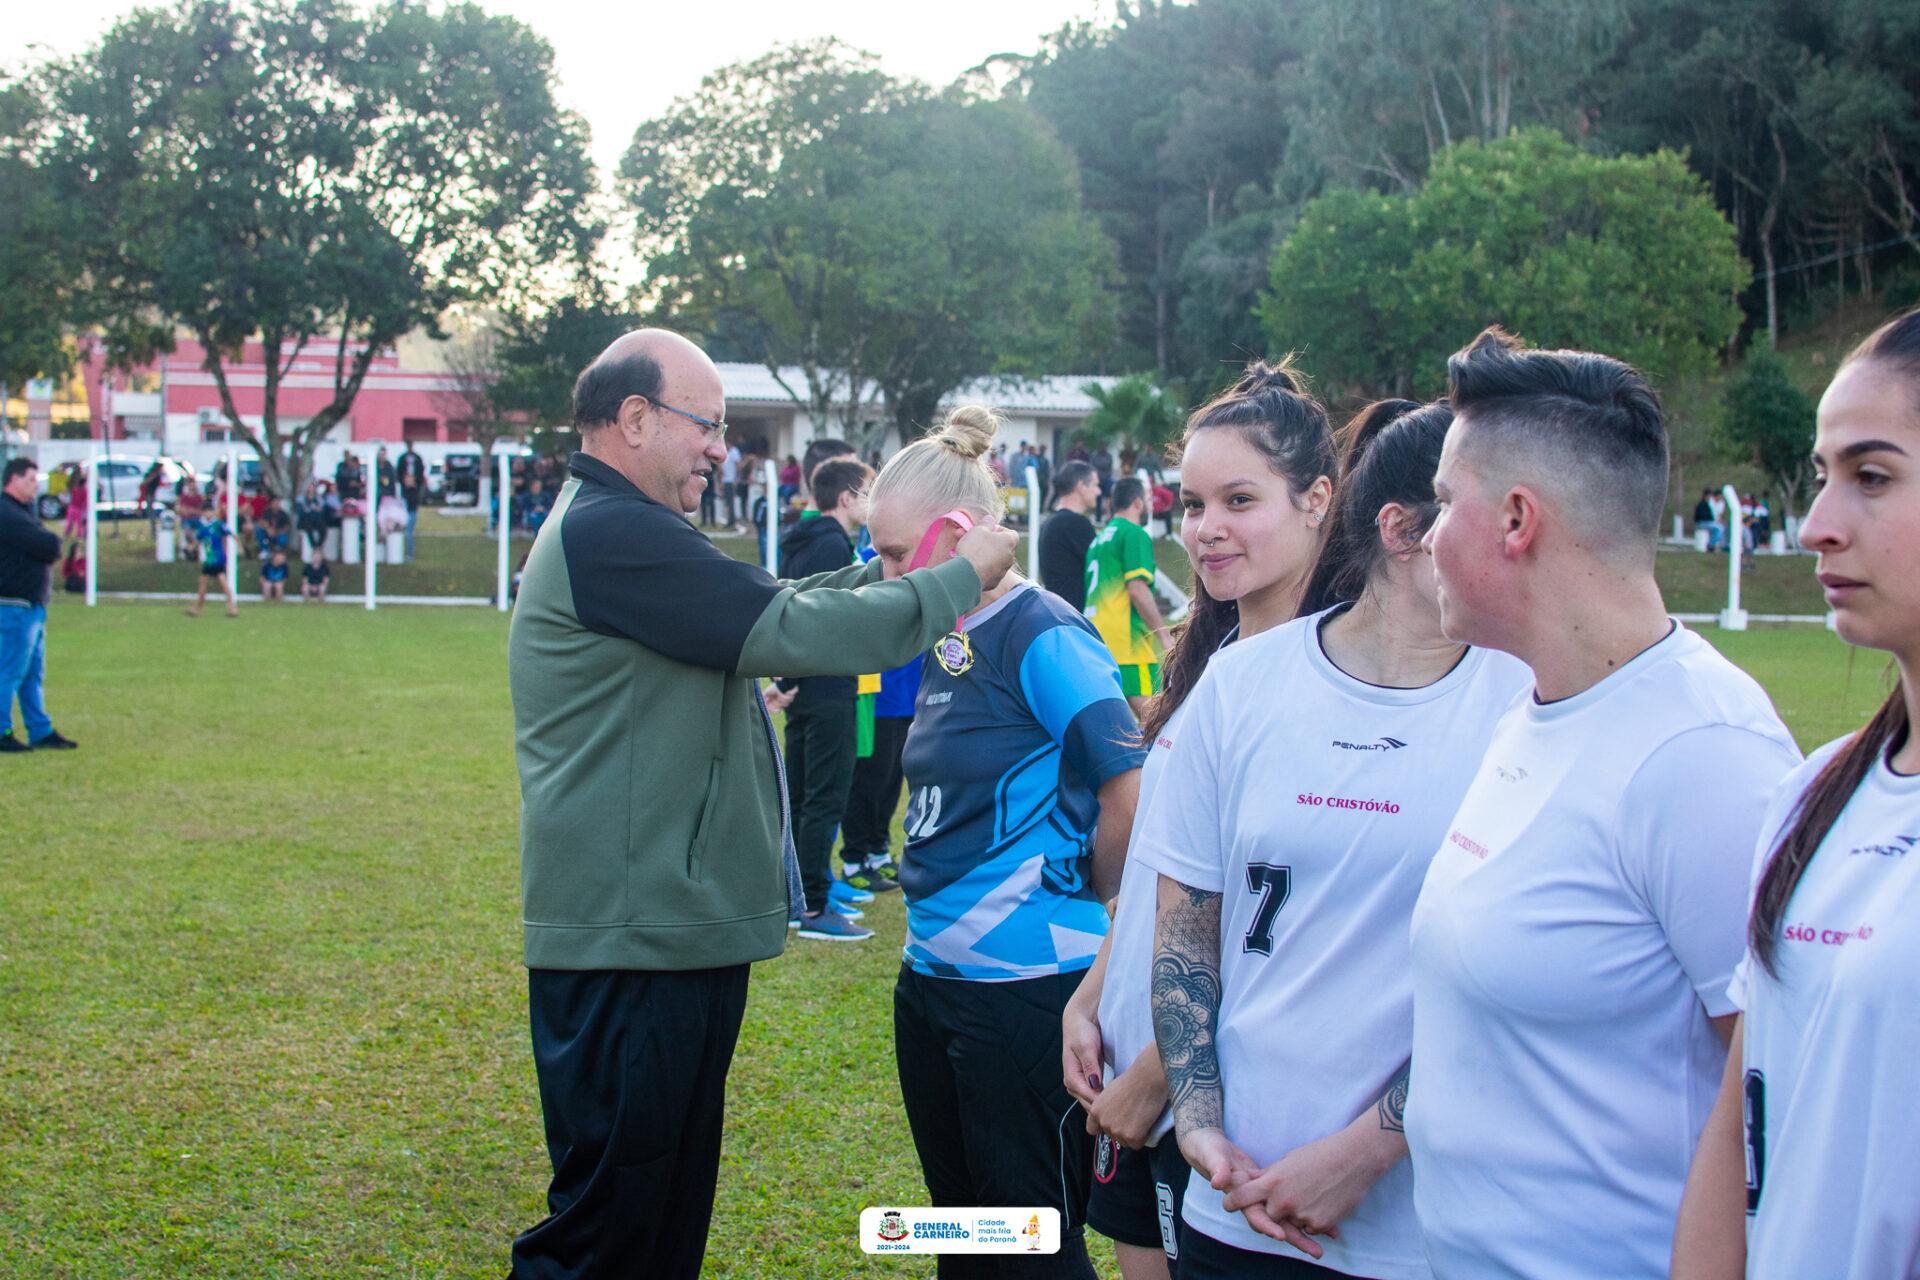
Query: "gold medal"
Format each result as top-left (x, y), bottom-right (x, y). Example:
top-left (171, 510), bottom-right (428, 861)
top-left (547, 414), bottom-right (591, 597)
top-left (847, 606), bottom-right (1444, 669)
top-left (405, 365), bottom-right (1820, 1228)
top-left (934, 630), bottom-right (974, 676)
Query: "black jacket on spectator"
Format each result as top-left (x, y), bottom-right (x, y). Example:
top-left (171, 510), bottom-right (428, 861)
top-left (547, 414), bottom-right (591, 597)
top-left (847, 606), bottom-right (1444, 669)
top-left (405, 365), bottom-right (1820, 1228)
top-left (1037, 508), bottom-right (1096, 613)
top-left (0, 492), bottom-right (60, 605)
top-left (776, 515), bottom-right (858, 703)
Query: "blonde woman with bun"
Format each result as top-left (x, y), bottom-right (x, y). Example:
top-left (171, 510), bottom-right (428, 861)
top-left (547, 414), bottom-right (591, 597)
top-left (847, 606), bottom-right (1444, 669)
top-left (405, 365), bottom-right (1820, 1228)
top-left (869, 405), bottom-right (1146, 1280)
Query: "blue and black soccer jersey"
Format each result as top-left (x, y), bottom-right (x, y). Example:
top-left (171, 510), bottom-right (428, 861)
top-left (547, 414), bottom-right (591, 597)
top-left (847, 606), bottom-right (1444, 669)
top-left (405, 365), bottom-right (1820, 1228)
top-left (899, 582), bottom-right (1144, 981)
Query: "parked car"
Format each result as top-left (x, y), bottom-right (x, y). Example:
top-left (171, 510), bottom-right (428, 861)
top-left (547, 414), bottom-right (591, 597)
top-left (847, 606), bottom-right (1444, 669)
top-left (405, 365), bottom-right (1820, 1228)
top-left (441, 451), bottom-right (482, 505)
top-left (37, 456), bottom-right (199, 521)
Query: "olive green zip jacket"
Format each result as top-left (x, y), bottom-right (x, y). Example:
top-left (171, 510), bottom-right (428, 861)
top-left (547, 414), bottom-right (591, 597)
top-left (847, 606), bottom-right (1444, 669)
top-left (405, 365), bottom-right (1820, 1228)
top-left (508, 454), bottom-right (979, 970)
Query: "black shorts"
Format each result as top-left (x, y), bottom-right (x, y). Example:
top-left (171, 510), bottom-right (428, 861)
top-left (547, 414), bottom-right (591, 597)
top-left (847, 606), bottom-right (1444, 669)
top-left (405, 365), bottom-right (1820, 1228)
top-left (893, 964), bottom-right (1097, 1279)
top-left (200, 567), bottom-right (227, 581)
top-left (1087, 1133), bottom-right (1188, 1258)
top-left (1179, 1225), bottom-right (1375, 1280)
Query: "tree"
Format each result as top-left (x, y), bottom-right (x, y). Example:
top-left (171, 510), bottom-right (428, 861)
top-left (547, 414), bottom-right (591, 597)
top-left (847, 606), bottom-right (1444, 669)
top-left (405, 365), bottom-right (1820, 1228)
top-left (488, 299), bottom-right (642, 432)
top-left (1028, 0), bottom-right (1304, 377)
top-left (1260, 130), bottom-right (1749, 398)
top-left (853, 96), bottom-right (1118, 442)
top-left (623, 41), bottom-right (1116, 445)
top-left (1078, 374), bottom-right (1187, 458)
top-left (43, 0), bottom-right (599, 501)
top-left (1713, 346), bottom-right (1817, 524)
top-left (621, 41), bottom-right (908, 436)
top-left (0, 75), bottom-right (79, 398)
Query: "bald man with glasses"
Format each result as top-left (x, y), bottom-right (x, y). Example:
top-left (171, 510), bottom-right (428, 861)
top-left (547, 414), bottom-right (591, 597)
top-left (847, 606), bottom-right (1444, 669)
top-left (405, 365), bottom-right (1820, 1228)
top-left (507, 329), bottom-right (1015, 1279)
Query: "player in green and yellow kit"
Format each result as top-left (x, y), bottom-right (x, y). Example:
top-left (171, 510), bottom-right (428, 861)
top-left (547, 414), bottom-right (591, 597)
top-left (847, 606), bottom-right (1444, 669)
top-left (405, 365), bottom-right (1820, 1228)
top-left (1084, 477), bottom-right (1167, 716)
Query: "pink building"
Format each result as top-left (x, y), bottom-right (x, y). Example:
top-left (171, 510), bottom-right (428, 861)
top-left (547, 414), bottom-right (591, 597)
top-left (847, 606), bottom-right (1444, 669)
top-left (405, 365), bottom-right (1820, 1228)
top-left (69, 333), bottom-right (476, 449)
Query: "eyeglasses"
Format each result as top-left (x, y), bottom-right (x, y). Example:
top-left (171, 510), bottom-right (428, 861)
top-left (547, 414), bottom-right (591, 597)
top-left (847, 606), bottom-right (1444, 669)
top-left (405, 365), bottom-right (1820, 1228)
top-left (644, 397), bottom-right (728, 444)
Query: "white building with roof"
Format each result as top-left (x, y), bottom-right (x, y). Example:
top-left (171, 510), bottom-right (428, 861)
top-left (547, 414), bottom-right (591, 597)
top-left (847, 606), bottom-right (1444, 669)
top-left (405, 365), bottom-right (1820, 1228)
top-left (715, 363), bottom-right (1121, 464)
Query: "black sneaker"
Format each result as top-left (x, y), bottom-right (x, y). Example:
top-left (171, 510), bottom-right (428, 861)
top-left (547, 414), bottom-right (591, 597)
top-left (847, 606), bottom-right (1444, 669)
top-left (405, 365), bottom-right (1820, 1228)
top-left (0, 734), bottom-right (28, 754)
top-left (28, 730), bottom-right (77, 751)
top-left (844, 864), bottom-right (900, 893)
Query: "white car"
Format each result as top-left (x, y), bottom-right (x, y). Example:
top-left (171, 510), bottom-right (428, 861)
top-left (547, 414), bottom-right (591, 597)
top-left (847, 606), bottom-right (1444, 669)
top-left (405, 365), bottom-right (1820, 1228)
top-left (37, 457), bottom-right (198, 520)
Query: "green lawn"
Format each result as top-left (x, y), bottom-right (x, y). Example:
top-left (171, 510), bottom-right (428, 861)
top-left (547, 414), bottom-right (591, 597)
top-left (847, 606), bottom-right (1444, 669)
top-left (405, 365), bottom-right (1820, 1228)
top-left (0, 580), bottom-right (1872, 1276)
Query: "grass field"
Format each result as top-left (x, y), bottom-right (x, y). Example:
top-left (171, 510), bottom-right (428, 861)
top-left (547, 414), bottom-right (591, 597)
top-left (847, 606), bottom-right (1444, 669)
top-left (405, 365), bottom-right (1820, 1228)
top-left (1, 556), bottom-right (1879, 1276)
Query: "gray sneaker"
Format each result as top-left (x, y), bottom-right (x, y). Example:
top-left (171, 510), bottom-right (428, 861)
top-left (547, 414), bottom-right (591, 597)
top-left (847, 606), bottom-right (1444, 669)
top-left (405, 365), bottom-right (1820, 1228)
top-left (794, 906), bottom-right (873, 942)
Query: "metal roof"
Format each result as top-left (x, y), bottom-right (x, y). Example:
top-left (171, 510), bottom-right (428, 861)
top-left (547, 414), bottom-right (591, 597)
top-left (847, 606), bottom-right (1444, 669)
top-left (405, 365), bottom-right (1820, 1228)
top-left (716, 363), bottom-right (1121, 415)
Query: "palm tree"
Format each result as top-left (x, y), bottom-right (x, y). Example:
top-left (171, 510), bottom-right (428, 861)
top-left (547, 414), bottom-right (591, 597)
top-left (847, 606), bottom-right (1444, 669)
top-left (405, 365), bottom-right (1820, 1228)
top-left (1079, 373), bottom-right (1185, 459)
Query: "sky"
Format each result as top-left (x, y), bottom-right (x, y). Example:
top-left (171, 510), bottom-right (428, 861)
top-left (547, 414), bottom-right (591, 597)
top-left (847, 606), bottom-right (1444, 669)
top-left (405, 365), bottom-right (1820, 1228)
top-left (13, 0), bottom-right (1112, 178)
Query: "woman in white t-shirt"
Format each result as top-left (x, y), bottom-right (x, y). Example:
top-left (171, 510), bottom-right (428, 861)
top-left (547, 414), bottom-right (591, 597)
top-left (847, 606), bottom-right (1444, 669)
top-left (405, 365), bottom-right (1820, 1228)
top-left (1062, 362), bottom-right (1340, 1278)
top-left (1673, 307), bottom-right (1920, 1280)
top-left (1136, 399), bottom-right (1533, 1280)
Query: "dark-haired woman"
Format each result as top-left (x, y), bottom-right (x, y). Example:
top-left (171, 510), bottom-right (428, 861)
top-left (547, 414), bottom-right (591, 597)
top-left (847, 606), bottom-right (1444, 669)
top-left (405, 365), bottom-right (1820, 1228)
top-left (1063, 363), bottom-right (1339, 1278)
top-left (1139, 399), bottom-right (1532, 1278)
top-left (1673, 308), bottom-right (1920, 1280)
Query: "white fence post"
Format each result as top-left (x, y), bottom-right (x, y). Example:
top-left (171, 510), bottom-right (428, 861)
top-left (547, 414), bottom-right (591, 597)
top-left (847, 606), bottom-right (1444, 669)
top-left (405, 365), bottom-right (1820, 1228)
top-left (225, 450), bottom-right (238, 607)
top-left (85, 452), bottom-right (98, 606)
top-left (1720, 483), bottom-right (1748, 631)
top-left (1026, 464), bottom-right (1042, 584)
top-left (496, 449), bottom-right (511, 612)
top-left (365, 470), bottom-right (377, 611)
top-left (764, 458), bottom-right (780, 578)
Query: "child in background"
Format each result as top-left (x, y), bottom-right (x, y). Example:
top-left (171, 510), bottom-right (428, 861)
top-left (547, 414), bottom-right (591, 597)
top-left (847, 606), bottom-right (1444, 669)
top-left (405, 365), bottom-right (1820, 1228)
top-left (186, 512), bottom-right (238, 617)
top-left (301, 554), bottom-right (330, 602)
top-left (260, 549), bottom-right (288, 601)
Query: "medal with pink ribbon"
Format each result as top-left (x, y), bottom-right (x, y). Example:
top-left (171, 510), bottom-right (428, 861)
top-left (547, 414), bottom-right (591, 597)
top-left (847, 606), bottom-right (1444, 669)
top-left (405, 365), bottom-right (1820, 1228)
top-left (908, 509), bottom-right (986, 676)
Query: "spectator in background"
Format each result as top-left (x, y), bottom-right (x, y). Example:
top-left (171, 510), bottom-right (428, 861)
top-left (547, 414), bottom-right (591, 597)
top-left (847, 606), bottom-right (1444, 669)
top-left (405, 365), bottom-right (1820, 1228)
top-left (1033, 443), bottom-right (1052, 502)
top-left (260, 547), bottom-right (288, 601)
top-left (840, 650), bottom-right (916, 893)
top-left (374, 446), bottom-right (395, 502)
top-left (526, 478), bottom-right (554, 535)
top-left (721, 442), bottom-right (741, 527)
top-left (1086, 476), bottom-right (1169, 717)
top-left (176, 477), bottom-right (205, 557)
top-left (396, 443), bottom-right (426, 559)
top-left (335, 451), bottom-right (364, 505)
top-left (1039, 459), bottom-right (1100, 611)
top-left (777, 454), bottom-right (801, 504)
top-left (62, 463), bottom-right (88, 543)
top-left (139, 461), bottom-right (164, 520)
top-left (0, 458), bottom-right (76, 754)
top-left (698, 451), bottom-right (720, 528)
top-left (301, 553), bottom-right (330, 602)
top-left (1693, 488), bottom-right (1720, 549)
top-left (1754, 491), bottom-right (1772, 548)
top-left (1091, 442), bottom-right (1115, 518)
top-left (259, 504), bottom-right (292, 564)
top-left (773, 456), bottom-right (878, 942)
top-left (800, 439), bottom-right (854, 510)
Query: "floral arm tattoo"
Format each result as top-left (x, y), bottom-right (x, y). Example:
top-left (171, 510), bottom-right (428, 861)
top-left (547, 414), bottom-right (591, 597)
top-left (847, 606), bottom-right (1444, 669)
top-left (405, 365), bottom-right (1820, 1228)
top-left (1377, 1060), bottom-right (1410, 1133)
top-left (1153, 879), bottom-right (1225, 1137)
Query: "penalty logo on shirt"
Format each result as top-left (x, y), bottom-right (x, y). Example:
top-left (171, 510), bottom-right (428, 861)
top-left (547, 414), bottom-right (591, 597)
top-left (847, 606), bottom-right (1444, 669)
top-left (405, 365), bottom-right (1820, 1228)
top-left (935, 630), bottom-right (974, 676)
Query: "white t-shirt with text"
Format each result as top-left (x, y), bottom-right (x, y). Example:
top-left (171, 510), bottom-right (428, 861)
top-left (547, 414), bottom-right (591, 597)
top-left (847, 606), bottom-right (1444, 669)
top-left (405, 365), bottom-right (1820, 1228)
top-left (1132, 609), bottom-right (1532, 1278)
top-left (1407, 623), bottom-right (1801, 1280)
top-left (1730, 738), bottom-right (1920, 1280)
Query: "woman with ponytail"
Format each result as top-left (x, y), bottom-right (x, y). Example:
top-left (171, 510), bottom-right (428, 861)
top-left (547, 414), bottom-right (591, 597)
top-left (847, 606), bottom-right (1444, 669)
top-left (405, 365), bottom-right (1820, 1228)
top-left (1674, 308), bottom-right (1920, 1280)
top-left (1062, 361), bottom-right (1339, 1277)
top-left (1138, 397), bottom-right (1531, 1278)
top-left (868, 405), bottom-right (1145, 1280)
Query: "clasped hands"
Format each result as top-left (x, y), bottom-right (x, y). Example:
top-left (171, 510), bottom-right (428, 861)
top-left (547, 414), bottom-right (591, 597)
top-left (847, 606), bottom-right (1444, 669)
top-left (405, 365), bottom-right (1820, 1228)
top-left (1177, 1124), bottom-right (1388, 1260)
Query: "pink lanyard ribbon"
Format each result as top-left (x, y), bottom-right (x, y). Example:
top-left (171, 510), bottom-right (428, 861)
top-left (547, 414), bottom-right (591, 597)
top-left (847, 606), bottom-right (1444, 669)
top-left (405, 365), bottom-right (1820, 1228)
top-left (908, 509), bottom-right (979, 632)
